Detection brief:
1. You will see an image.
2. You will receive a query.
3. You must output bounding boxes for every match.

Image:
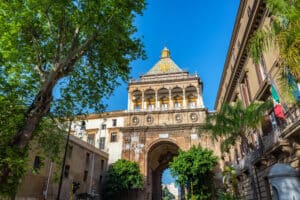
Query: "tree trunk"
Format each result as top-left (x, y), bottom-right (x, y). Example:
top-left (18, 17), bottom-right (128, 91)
top-left (12, 72), bottom-right (60, 148)
top-left (0, 70), bottom-right (62, 188)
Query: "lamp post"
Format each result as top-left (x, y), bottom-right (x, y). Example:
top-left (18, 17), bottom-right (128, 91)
top-left (56, 120), bottom-right (72, 200)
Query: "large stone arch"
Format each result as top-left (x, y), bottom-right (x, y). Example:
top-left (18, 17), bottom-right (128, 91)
top-left (145, 139), bottom-right (180, 200)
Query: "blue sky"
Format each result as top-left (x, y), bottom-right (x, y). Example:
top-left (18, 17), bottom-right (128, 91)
top-left (105, 0), bottom-right (239, 111)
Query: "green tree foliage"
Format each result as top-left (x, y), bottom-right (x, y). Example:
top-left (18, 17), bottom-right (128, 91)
top-left (217, 191), bottom-right (239, 200)
top-left (201, 100), bottom-right (272, 152)
top-left (0, 0), bottom-right (145, 193)
top-left (248, 0), bottom-right (300, 100)
top-left (221, 166), bottom-right (239, 198)
top-left (169, 146), bottom-right (218, 200)
top-left (104, 159), bottom-right (143, 199)
top-left (162, 186), bottom-right (175, 200)
top-left (0, 94), bottom-right (65, 196)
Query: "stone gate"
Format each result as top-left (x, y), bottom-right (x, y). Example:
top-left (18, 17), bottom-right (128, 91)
top-left (120, 47), bottom-right (221, 199)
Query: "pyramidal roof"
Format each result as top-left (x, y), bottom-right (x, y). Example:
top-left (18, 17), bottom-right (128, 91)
top-left (145, 47), bottom-right (183, 75)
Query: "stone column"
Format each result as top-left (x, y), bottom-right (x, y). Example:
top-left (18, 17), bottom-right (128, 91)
top-left (155, 90), bottom-right (159, 110)
top-left (183, 88), bottom-right (186, 108)
top-left (169, 89), bottom-right (173, 109)
top-left (142, 91), bottom-right (145, 111)
top-left (128, 92), bottom-right (131, 111)
top-left (197, 87), bottom-right (204, 108)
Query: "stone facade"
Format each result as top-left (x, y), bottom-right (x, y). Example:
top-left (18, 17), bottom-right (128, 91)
top-left (123, 48), bottom-right (215, 199)
top-left (69, 47), bottom-right (221, 199)
top-left (72, 111), bottom-right (126, 164)
top-left (16, 135), bottom-right (108, 200)
top-left (215, 1), bottom-right (300, 199)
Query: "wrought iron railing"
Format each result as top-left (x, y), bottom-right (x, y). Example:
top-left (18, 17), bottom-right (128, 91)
top-left (261, 105), bottom-right (300, 152)
top-left (262, 128), bottom-right (281, 152)
top-left (250, 146), bottom-right (264, 162)
top-left (234, 154), bottom-right (251, 173)
top-left (284, 105), bottom-right (300, 128)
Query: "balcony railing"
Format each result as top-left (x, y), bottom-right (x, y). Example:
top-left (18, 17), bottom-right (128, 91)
top-left (262, 105), bottom-right (300, 153)
top-left (127, 105), bottom-right (204, 112)
top-left (234, 154), bottom-right (251, 174)
top-left (262, 128), bottom-right (281, 153)
top-left (250, 146), bottom-right (264, 162)
top-left (284, 105), bottom-right (300, 129)
top-left (233, 106), bottom-right (300, 175)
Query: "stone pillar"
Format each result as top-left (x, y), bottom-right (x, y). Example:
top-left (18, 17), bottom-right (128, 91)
top-left (183, 88), bottom-right (186, 108)
top-left (142, 91), bottom-right (145, 111)
top-left (169, 89), bottom-right (173, 109)
top-left (197, 87), bottom-right (204, 108)
top-left (128, 92), bottom-right (131, 111)
top-left (155, 90), bottom-right (159, 110)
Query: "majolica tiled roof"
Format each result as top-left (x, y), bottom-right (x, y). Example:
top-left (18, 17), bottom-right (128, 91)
top-left (145, 47), bottom-right (183, 75)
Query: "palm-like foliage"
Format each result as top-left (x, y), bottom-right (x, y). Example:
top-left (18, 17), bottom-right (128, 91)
top-left (248, 0), bottom-right (300, 101)
top-left (201, 100), bottom-right (273, 152)
top-left (222, 165), bottom-right (239, 197)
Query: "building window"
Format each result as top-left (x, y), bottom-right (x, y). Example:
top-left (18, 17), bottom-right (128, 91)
top-left (80, 121), bottom-right (86, 130)
top-left (255, 59), bottom-right (267, 85)
top-left (111, 132), bottom-right (117, 142)
top-left (240, 75), bottom-right (252, 106)
top-left (86, 153), bottom-right (90, 165)
top-left (134, 105), bottom-right (140, 111)
top-left (161, 103), bottom-right (168, 110)
top-left (101, 124), bottom-right (106, 130)
top-left (68, 145), bottom-right (73, 158)
top-left (99, 175), bottom-right (103, 183)
top-left (112, 119), bottom-right (117, 127)
top-left (64, 165), bottom-right (70, 178)
top-left (174, 102), bottom-right (181, 108)
top-left (99, 137), bottom-right (105, 150)
top-left (148, 104), bottom-right (154, 111)
top-left (189, 101), bottom-right (195, 108)
top-left (101, 159), bottom-right (105, 171)
top-left (33, 156), bottom-right (41, 171)
top-left (83, 170), bottom-right (88, 182)
top-left (262, 111), bottom-right (278, 136)
top-left (87, 134), bottom-right (95, 145)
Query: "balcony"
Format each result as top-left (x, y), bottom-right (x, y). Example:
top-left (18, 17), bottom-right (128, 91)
top-left (234, 155), bottom-right (251, 175)
top-left (127, 105), bottom-right (204, 113)
top-left (250, 146), bottom-right (263, 162)
top-left (282, 105), bottom-right (300, 139)
top-left (232, 106), bottom-right (300, 175)
top-left (262, 128), bottom-right (282, 153)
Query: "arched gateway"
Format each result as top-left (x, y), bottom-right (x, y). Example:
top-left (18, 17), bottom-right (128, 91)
top-left (120, 47), bottom-right (221, 199)
top-left (147, 140), bottom-right (179, 200)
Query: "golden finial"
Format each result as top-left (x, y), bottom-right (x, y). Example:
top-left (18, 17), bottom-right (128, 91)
top-left (161, 46), bottom-right (170, 58)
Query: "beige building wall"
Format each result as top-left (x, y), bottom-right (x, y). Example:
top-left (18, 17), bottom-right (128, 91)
top-left (215, 1), bottom-right (300, 200)
top-left (71, 112), bottom-right (126, 165)
top-left (16, 135), bottom-right (108, 200)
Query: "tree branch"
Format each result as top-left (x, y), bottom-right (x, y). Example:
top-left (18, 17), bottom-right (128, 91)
top-left (56, 34), bottom-right (96, 75)
top-left (45, 5), bottom-right (54, 36)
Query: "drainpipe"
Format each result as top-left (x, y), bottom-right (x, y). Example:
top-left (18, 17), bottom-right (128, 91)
top-left (89, 153), bottom-right (95, 193)
top-left (44, 162), bottom-right (53, 199)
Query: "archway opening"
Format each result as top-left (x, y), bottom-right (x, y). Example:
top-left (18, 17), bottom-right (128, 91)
top-left (147, 141), bottom-right (179, 200)
top-left (162, 168), bottom-right (179, 200)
